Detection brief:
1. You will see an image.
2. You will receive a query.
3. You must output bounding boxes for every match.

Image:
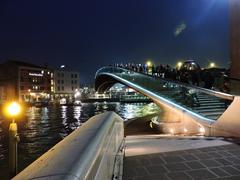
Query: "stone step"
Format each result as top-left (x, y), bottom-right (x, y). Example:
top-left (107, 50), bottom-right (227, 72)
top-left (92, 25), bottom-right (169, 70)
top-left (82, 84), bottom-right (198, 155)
top-left (194, 105), bottom-right (225, 110)
top-left (198, 99), bottom-right (220, 103)
top-left (204, 114), bottom-right (222, 120)
top-left (200, 111), bottom-right (223, 116)
top-left (199, 102), bottom-right (225, 106)
top-left (197, 97), bottom-right (219, 101)
top-left (195, 108), bottom-right (225, 113)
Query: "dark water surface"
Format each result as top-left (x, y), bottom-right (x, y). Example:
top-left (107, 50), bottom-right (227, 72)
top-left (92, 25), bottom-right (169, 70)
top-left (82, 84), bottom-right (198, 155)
top-left (0, 102), bottom-right (160, 178)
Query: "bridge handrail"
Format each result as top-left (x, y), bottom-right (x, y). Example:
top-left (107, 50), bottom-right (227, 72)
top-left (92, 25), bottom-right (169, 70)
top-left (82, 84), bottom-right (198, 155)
top-left (96, 66), bottom-right (234, 101)
top-left (14, 112), bottom-right (124, 180)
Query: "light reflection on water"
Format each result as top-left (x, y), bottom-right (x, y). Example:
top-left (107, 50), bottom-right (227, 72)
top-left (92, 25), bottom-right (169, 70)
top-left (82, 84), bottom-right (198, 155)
top-left (119, 102), bottom-right (161, 120)
top-left (0, 102), bottom-right (160, 176)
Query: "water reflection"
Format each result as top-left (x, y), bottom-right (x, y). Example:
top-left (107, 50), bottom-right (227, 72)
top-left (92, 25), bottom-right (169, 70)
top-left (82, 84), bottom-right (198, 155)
top-left (119, 102), bottom-right (160, 120)
top-left (0, 102), bottom-right (160, 176)
top-left (73, 106), bottom-right (81, 121)
top-left (61, 106), bottom-right (67, 119)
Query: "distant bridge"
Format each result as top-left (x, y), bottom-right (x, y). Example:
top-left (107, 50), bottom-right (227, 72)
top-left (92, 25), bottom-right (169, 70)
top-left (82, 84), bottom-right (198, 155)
top-left (95, 66), bottom-right (240, 137)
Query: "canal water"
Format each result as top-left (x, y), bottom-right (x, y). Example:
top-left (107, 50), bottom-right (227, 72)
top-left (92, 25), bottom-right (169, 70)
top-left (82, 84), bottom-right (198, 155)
top-left (0, 102), bottom-right (160, 178)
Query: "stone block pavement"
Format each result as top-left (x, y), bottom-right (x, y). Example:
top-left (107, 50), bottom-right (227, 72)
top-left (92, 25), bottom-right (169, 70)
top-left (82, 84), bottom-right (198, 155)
top-left (123, 135), bottom-right (240, 180)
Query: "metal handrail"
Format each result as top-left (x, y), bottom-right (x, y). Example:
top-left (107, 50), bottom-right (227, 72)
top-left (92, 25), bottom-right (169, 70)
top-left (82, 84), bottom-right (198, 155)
top-left (102, 72), bottom-right (216, 124)
top-left (13, 111), bottom-right (124, 180)
top-left (96, 66), bottom-right (234, 101)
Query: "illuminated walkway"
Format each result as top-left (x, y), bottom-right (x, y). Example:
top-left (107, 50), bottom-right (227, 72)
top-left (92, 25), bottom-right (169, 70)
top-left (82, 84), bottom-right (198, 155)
top-left (123, 135), bottom-right (240, 180)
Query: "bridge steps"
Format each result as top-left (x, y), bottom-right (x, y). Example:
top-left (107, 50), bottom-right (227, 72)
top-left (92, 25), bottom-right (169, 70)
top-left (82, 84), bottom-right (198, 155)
top-left (157, 91), bottom-right (226, 120)
top-left (189, 93), bottom-right (226, 120)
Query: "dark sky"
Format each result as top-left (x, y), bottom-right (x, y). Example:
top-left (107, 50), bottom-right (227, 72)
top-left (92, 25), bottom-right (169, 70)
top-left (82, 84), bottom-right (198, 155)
top-left (0, 0), bottom-right (229, 84)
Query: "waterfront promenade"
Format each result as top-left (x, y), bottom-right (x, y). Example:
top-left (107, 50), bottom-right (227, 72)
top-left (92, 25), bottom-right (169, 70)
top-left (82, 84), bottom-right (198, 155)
top-left (123, 135), bottom-right (240, 180)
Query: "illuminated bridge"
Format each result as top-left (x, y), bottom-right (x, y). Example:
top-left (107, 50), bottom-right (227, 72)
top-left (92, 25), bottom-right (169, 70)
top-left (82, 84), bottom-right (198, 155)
top-left (95, 66), bottom-right (240, 137)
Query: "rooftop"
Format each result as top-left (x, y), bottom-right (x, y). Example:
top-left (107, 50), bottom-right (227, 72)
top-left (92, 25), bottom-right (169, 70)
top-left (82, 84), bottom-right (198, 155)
top-left (4, 60), bottom-right (48, 69)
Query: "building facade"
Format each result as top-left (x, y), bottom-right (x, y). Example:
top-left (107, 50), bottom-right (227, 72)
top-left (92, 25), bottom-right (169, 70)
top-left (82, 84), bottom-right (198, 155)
top-left (53, 68), bottom-right (80, 103)
top-left (229, 0), bottom-right (240, 94)
top-left (230, 0), bottom-right (240, 80)
top-left (0, 60), bottom-right (53, 103)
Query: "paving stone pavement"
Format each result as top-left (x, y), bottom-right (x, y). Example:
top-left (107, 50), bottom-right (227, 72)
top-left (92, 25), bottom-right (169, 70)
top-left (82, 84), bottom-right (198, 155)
top-left (123, 137), bottom-right (240, 180)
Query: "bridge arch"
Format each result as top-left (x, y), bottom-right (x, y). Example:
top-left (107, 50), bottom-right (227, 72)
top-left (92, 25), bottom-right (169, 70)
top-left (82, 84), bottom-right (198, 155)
top-left (95, 74), bottom-right (119, 93)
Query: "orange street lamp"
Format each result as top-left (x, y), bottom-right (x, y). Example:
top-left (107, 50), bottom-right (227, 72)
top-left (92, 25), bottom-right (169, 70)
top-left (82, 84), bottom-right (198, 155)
top-left (6, 102), bottom-right (21, 177)
top-left (7, 102), bottom-right (21, 117)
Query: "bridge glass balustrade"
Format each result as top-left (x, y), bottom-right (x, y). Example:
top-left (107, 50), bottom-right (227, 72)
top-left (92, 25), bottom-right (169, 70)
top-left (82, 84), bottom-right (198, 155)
top-left (96, 67), bottom-right (234, 121)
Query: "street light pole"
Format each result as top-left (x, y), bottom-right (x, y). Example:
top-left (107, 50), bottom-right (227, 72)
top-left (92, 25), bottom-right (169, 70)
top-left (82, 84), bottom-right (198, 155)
top-left (9, 119), bottom-right (20, 177)
top-left (6, 102), bottom-right (21, 178)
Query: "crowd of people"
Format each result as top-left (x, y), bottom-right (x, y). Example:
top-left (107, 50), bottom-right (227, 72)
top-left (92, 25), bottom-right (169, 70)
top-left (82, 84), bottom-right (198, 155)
top-left (112, 62), bottom-right (232, 108)
top-left (115, 62), bottom-right (178, 80)
top-left (113, 62), bottom-right (230, 93)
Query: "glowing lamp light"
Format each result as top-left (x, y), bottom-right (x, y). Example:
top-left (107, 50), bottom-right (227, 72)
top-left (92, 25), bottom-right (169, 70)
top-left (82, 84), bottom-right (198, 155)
top-left (183, 128), bottom-right (188, 133)
top-left (170, 128), bottom-right (175, 135)
top-left (177, 62), bottom-right (183, 69)
top-left (199, 127), bottom-right (205, 134)
top-left (7, 102), bottom-right (21, 117)
top-left (146, 61), bottom-right (152, 67)
top-left (209, 62), bottom-right (216, 68)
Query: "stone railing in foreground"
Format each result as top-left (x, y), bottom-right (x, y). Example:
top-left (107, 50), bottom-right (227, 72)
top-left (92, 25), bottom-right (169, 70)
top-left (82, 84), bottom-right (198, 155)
top-left (14, 112), bottom-right (124, 180)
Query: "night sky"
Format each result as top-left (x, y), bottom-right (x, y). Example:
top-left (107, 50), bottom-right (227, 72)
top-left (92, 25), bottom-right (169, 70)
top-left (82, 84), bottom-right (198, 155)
top-left (0, 0), bottom-right (229, 84)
